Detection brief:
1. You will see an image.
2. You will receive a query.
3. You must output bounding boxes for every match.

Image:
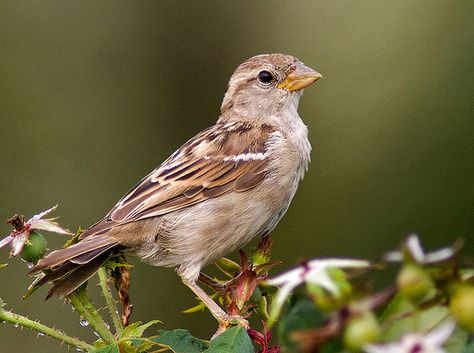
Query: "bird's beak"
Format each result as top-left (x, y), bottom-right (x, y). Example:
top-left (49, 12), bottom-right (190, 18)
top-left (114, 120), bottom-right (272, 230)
top-left (278, 62), bottom-right (322, 91)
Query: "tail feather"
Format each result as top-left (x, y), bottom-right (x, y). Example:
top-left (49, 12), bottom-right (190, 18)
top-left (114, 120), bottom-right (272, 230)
top-left (27, 228), bottom-right (119, 298)
top-left (70, 243), bottom-right (117, 264)
top-left (46, 252), bottom-right (110, 299)
top-left (30, 236), bottom-right (117, 273)
top-left (36, 261), bottom-right (80, 288)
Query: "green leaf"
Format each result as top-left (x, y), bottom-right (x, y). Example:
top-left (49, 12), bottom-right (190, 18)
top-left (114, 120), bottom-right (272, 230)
top-left (215, 258), bottom-right (241, 277)
top-left (121, 320), bottom-right (161, 339)
top-left (182, 293), bottom-right (218, 314)
top-left (250, 236), bottom-right (272, 267)
top-left (205, 326), bottom-right (254, 353)
top-left (382, 302), bottom-right (449, 341)
top-left (90, 344), bottom-right (120, 353)
top-left (149, 329), bottom-right (208, 353)
top-left (379, 293), bottom-right (414, 322)
top-left (105, 259), bottom-right (133, 271)
top-left (445, 327), bottom-right (471, 353)
top-left (63, 226), bottom-right (83, 248)
top-left (127, 338), bottom-right (155, 353)
top-left (182, 301), bottom-right (207, 314)
top-left (462, 343), bottom-right (474, 353)
top-left (278, 295), bottom-right (326, 352)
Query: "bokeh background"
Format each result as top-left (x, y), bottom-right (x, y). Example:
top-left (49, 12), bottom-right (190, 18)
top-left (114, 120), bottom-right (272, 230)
top-left (0, 1), bottom-right (472, 352)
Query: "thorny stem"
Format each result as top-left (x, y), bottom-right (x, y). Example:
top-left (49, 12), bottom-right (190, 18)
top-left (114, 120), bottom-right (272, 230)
top-left (97, 267), bottom-right (123, 335)
top-left (67, 288), bottom-right (115, 344)
top-left (0, 297), bottom-right (93, 352)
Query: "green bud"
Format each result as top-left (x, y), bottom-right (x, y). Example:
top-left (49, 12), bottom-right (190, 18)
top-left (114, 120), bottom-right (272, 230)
top-left (397, 263), bottom-right (435, 303)
top-left (20, 231), bottom-right (47, 264)
top-left (343, 311), bottom-right (381, 352)
top-left (449, 284), bottom-right (474, 333)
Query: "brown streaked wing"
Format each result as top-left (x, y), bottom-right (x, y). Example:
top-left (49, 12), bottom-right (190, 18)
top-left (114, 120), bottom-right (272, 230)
top-left (107, 123), bottom-right (276, 223)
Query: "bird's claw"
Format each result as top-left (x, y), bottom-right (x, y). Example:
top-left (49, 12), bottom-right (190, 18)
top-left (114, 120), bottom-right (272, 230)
top-left (224, 314), bottom-right (249, 328)
top-left (212, 314), bottom-right (249, 339)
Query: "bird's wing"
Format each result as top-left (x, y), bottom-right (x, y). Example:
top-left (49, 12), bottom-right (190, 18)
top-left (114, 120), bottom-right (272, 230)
top-left (105, 122), bottom-right (278, 224)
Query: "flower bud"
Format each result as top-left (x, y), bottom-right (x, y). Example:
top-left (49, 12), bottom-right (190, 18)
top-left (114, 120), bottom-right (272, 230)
top-left (449, 284), bottom-right (474, 333)
top-left (397, 263), bottom-right (435, 303)
top-left (20, 231), bottom-right (47, 264)
top-left (343, 311), bottom-right (381, 352)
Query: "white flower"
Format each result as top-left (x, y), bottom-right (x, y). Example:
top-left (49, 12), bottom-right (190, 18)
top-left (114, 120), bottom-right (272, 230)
top-left (0, 205), bottom-right (72, 256)
top-left (266, 258), bottom-right (369, 322)
top-left (384, 235), bottom-right (460, 264)
top-left (365, 320), bottom-right (456, 353)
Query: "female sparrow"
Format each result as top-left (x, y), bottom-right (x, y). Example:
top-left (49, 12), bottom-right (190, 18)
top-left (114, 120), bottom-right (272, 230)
top-left (31, 53), bottom-right (322, 330)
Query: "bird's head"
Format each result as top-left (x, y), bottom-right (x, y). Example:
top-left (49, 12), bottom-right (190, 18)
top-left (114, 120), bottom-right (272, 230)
top-left (220, 53), bottom-right (321, 124)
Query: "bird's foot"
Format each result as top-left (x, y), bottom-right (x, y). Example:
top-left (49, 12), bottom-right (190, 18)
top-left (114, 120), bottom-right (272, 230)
top-left (212, 314), bottom-right (249, 339)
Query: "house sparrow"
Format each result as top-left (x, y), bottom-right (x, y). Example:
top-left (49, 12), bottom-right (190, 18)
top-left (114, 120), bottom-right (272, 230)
top-left (31, 53), bottom-right (321, 329)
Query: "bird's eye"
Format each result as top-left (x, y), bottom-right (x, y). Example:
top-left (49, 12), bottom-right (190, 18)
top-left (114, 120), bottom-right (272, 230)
top-left (257, 70), bottom-right (274, 85)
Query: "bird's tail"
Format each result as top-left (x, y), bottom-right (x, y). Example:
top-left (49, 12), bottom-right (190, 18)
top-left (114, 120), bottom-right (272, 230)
top-left (29, 233), bottom-right (118, 298)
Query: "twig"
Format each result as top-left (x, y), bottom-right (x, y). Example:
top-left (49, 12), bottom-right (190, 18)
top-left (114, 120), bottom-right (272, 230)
top-left (67, 287), bottom-right (115, 344)
top-left (97, 267), bottom-right (123, 335)
top-left (0, 297), bottom-right (93, 352)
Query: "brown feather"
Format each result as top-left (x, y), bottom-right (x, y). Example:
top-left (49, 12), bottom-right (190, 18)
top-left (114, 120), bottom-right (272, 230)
top-left (30, 236), bottom-right (117, 273)
top-left (202, 163), bottom-right (237, 185)
top-left (70, 243), bottom-right (117, 264)
top-left (184, 185), bottom-right (204, 198)
top-left (234, 171), bottom-right (267, 191)
top-left (35, 261), bottom-right (79, 288)
top-left (46, 252), bottom-right (110, 298)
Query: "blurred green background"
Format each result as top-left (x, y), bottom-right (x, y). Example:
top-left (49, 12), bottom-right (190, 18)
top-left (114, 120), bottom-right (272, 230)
top-left (0, 1), bottom-right (472, 352)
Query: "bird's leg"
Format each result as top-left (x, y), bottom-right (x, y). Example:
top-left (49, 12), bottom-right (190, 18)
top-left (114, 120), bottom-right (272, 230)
top-left (180, 275), bottom-right (249, 333)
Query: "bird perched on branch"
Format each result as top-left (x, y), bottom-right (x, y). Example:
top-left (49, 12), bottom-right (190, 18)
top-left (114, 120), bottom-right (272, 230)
top-left (31, 53), bottom-right (321, 331)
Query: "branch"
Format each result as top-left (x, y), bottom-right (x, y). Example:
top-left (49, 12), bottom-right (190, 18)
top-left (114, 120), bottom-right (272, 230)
top-left (0, 297), bottom-right (93, 352)
top-left (67, 288), bottom-right (115, 344)
top-left (97, 267), bottom-right (123, 335)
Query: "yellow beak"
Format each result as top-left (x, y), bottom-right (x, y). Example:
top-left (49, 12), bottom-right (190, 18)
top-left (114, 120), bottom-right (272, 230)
top-left (278, 62), bottom-right (322, 91)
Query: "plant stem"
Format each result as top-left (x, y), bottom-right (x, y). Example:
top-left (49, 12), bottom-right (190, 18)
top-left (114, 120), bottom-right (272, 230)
top-left (68, 288), bottom-right (115, 344)
top-left (0, 297), bottom-right (93, 351)
top-left (97, 267), bottom-right (123, 335)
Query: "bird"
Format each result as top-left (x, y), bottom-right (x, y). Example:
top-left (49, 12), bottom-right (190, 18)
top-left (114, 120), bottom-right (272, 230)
top-left (30, 53), bottom-right (322, 330)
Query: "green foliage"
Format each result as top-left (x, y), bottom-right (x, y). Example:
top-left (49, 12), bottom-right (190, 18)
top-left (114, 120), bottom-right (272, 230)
top-left (278, 296), bottom-right (326, 351)
top-left (149, 329), bottom-right (208, 353)
top-left (121, 320), bottom-right (162, 339)
top-left (91, 329), bottom-right (208, 353)
top-left (206, 326), bottom-right (254, 353)
top-left (463, 343), bottom-right (474, 353)
top-left (91, 345), bottom-right (120, 353)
